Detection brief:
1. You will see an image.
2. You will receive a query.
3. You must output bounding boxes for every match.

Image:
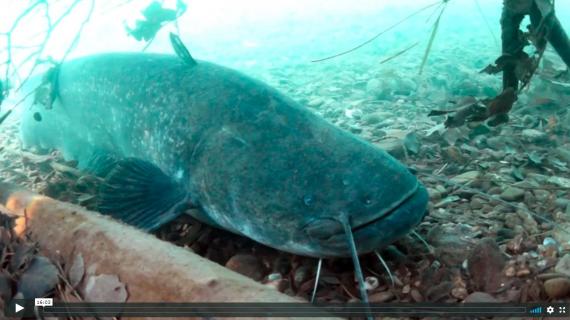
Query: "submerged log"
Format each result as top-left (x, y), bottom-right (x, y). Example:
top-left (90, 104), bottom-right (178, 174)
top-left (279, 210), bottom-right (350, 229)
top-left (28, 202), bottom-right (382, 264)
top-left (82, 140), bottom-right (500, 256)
top-left (0, 183), bottom-right (336, 319)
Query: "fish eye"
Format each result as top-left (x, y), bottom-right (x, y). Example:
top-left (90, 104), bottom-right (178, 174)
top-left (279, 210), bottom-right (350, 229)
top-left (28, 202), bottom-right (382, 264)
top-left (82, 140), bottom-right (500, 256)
top-left (303, 194), bottom-right (314, 206)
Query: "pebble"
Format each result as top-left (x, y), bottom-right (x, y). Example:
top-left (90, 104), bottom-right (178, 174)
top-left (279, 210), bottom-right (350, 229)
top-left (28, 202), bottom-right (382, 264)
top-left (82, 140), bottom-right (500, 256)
top-left (307, 97), bottom-right (324, 108)
top-left (366, 79), bottom-right (384, 97)
top-left (521, 129), bottom-right (548, 143)
top-left (470, 197), bottom-right (484, 210)
top-left (451, 171), bottom-right (479, 184)
top-left (463, 292), bottom-right (498, 303)
top-left (369, 291), bottom-right (395, 303)
top-left (428, 224), bottom-right (477, 266)
top-left (362, 111), bottom-right (391, 125)
top-left (499, 187), bottom-right (525, 201)
top-left (293, 266), bottom-right (311, 288)
top-left (451, 287), bottom-right (468, 299)
top-left (504, 266), bottom-right (516, 277)
top-left (556, 145), bottom-right (570, 163)
top-left (515, 269), bottom-right (531, 277)
top-left (427, 188), bottom-right (443, 202)
top-left (225, 254), bottom-right (265, 281)
top-left (365, 276), bottom-right (379, 291)
top-left (544, 278), bottom-right (570, 299)
top-left (555, 254), bottom-right (570, 277)
top-left (375, 138), bottom-right (405, 158)
top-left (467, 238), bottom-right (506, 292)
top-left (555, 198), bottom-right (570, 209)
top-left (548, 176), bottom-right (570, 188)
top-left (533, 190), bottom-right (550, 202)
top-left (410, 288), bottom-right (423, 302)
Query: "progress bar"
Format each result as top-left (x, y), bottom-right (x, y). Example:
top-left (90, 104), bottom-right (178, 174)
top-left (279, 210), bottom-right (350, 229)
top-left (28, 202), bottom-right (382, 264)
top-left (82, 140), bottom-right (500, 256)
top-left (7, 301), bottom-right (569, 318)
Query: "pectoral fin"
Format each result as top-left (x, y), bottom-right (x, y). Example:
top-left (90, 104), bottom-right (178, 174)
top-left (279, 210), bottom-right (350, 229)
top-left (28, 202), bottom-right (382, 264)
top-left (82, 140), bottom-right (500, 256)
top-left (98, 158), bottom-right (189, 231)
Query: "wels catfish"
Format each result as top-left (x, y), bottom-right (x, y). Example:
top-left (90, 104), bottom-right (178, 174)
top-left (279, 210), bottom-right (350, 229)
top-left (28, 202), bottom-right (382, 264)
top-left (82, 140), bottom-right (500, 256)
top-left (19, 35), bottom-right (429, 304)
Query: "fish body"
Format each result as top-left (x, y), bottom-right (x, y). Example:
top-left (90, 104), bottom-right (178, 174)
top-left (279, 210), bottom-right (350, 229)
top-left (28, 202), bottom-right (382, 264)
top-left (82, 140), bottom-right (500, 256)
top-left (20, 53), bottom-right (428, 258)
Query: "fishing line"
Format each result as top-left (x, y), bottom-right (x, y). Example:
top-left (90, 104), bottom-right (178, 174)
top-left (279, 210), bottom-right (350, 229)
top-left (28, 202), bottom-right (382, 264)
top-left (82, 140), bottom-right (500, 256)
top-left (312, 0), bottom-right (444, 62)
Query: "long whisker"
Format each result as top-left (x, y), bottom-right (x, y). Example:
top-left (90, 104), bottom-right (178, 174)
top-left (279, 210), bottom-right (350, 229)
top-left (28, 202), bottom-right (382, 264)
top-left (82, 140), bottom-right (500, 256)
top-left (341, 217), bottom-right (372, 320)
top-left (374, 250), bottom-right (395, 287)
top-left (411, 230), bottom-right (434, 254)
top-left (310, 258), bottom-right (323, 304)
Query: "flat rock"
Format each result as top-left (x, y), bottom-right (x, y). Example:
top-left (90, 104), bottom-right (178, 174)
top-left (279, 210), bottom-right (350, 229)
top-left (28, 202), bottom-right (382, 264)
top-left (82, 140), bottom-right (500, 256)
top-left (427, 223), bottom-right (478, 266)
top-left (555, 254), bottom-right (570, 277)
top-left (544, 278), bottom-right (570, 299)
top-left (451, 171), bottom-right (480, 184)
top-left (362, 111), bottom-right (392, 125)
top-left (521, 129), bottom-right (548, 142)
top-left (557, 145), bottom-right (570, 163)
top-left (467, 238), bottom-right (507, 292)
top-left (225, 254), bottom-right (265, 281)
top-left (499, 187), bottom-right (525, 201)
top-left (548, 176), bottom-right (570, 188)
top-left (463, 292), bottom-right (498, 303)
top-left (375, 138), bottom-right (404, 159)
top-left (369, 291), bottom-right (395, 303)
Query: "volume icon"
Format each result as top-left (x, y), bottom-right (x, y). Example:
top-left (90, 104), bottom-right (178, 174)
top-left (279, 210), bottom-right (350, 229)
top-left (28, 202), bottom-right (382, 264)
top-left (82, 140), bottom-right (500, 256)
top-left (529, 307), bottom-right (542, 314)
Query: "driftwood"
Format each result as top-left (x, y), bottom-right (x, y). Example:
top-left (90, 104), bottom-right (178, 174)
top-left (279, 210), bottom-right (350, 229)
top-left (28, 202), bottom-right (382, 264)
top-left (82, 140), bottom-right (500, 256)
top-left (0, 183), bottom-right (337, 320)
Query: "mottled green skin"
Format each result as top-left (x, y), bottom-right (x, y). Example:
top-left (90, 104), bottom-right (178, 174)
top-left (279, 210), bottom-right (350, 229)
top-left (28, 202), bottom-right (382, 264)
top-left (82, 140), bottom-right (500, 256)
top-left (20, 53), bottom-right (428, 258)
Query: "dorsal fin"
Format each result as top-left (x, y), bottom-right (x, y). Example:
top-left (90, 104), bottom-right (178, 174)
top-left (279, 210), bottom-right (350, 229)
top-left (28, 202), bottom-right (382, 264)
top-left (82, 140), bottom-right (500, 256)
top-left (169, 32), bottom-right (197, 67)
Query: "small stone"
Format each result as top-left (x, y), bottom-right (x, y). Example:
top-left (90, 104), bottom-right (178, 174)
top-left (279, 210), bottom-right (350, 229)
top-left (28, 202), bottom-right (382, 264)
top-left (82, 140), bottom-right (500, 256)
top-left (533, 190), bottom-right (550, 202)
top-left (375, 138), bottom-right (404, 159)
top-left (544, 278), bottom-right (570, 299)
top-left (556, 198), bottom-right (570, 209)
top-left (265, 278), bottom-right (289, 292)
top-left (366, 79), bottom-right (382, 94)
top-left (557, 145), bottom-right (570, 163)
top-left (307, 97), bottom-right (324, 108)
top-left (516, 269), bottom-right (531, 277)
top-left (349, 125), bottom-right (363, 134)
top-left (451, 171), bottom-right (479, 184)
top-left (554, 254), bottom-right (570, 277)
top-left (369, 291), bottom-right (395, 302)
top-left (225, 254), bottom-right (265, 281)
top-left (505, 266), bottom-right (516, 277)
top-left (266, 273), bottom-right (282, 282)
top-left (463, 292), bottom-right (498, 303)
top-left (364, 276), bottom-right (379, 291)
top-left (548, 176), bottom-right (570, 188)
top-left (451, 287), bottom-right (468, 299)
top-left (293, 266), bottom-right (310, 288)
top-left (362, 111), bottom-right (390, 125)
top-left (467, 238), bottom-right (507, 292)
top-left (470, 197), bottom-right (485, 210)
top-left (543, 237), bottom-right (558, 247)
top-left (499, 187), bottom-right (525, 201)
top-left (521, 129), bottom-right (548, 143)
top-left (410, 288), bottom-right (423, 302)
top-left (427, 188), bottom-right (443, 202)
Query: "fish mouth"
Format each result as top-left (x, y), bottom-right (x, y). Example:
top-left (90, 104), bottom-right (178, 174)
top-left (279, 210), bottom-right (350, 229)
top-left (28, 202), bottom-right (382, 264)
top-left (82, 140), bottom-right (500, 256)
top-left (352, 181), bottom-right (421, 232)
top-left (305, 182), bottom-right (429, 258)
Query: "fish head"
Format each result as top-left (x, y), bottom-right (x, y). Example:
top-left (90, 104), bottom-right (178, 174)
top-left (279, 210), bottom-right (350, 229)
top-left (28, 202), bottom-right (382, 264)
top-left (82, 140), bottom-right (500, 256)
top-left (281, 127), bottom-right (429, 258)
top-left (193, 81), bottom-right (429, 258)
top-left (196, 117), bottom-right (428, 258)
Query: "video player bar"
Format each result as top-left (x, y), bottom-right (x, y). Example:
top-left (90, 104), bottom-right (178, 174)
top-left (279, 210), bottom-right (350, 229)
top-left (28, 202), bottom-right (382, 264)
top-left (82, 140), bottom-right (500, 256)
top-left (8, 300), bottom-right (569, 318)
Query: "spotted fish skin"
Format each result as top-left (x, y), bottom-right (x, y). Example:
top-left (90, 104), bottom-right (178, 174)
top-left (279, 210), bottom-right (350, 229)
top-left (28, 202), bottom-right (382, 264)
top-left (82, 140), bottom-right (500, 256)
top-left (20, 53), bottom-right (428, 258)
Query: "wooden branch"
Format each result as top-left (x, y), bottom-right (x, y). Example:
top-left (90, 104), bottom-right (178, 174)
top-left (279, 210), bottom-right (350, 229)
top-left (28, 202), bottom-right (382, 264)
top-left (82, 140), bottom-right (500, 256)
top-left (0, 183), bottom-right (337, 320)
